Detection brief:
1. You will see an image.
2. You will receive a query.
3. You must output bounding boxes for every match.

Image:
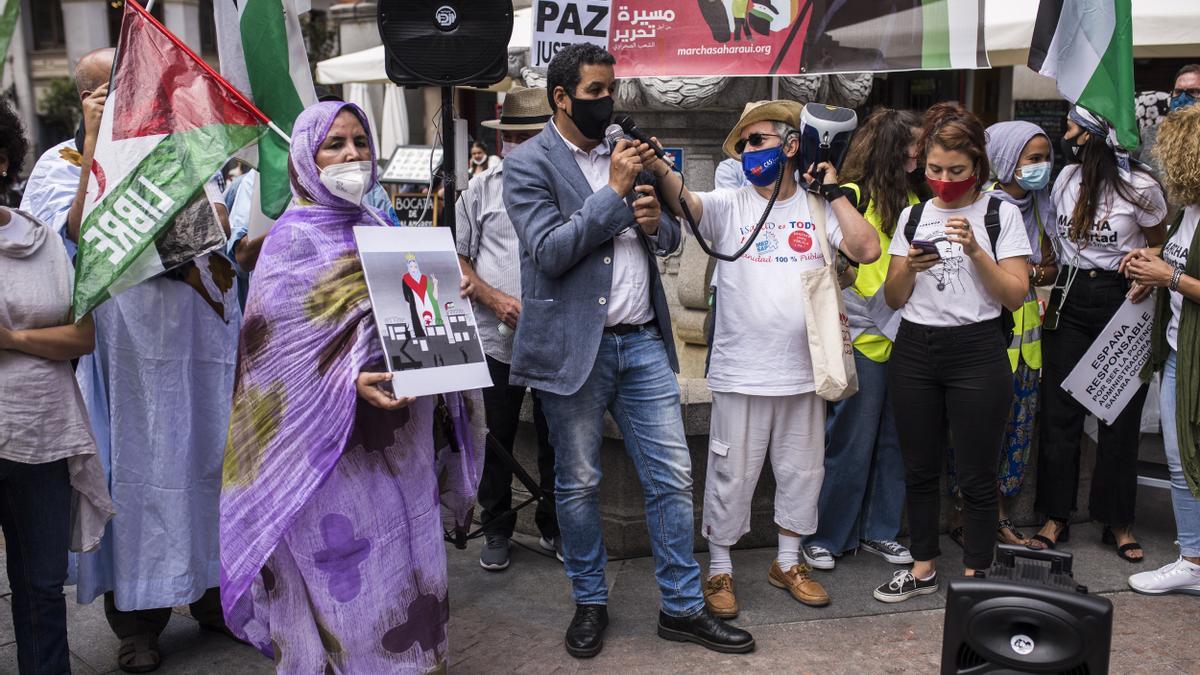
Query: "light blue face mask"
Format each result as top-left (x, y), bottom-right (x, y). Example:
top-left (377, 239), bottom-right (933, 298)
top-left (1014, 161), bottom-right (1052, 191)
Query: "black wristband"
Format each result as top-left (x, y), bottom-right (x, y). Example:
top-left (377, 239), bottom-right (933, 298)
top-left (820, 183), bottom-right (844, 203)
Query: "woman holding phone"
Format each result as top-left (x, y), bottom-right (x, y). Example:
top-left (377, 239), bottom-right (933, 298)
top-left (1031, 107), bottom-right (1167, 560)
top-left (875, 103), bottom-right (1031, 602)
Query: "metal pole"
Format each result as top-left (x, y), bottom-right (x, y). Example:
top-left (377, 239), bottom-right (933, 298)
top-left (145, 0), bottom-right (157, 12)
top-left (440, 85), bottom-right (455, 233)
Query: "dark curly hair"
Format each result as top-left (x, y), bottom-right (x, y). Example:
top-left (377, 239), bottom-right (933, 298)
top-left (0, 98), bottom-right (27, 187)
top-left (545, 43), bottom-right (616, 109)
top-left (840, 107), bottom-right (922, 236)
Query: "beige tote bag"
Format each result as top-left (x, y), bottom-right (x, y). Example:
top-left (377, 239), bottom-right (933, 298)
top-left (799, 193), bottom-right (859, 401)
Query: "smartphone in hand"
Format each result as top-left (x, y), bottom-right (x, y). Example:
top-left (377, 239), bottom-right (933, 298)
top-left (910, 239), bottom-right (942, 257)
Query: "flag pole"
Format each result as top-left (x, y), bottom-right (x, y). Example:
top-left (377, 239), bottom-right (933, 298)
top-left (145, 0), bottom-right (156, 11)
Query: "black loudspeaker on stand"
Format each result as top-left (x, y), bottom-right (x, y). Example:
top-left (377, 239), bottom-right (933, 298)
top-left (377, 0), bottom-right (513, 232)
top-left (941, 545), bottom-right (1113, 674)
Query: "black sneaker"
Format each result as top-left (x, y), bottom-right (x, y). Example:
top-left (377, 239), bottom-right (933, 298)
top-left (872, 569), bottom-right (938, 603)
top-left (479, 534), bottom-right (511, 571)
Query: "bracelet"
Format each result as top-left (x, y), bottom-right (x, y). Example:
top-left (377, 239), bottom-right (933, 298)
top-left (819, 183), bottom-right (843, 203)
top-left (1169, 267), bottom-right (1184, 292)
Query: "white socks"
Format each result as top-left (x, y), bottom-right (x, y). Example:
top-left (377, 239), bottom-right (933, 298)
top-left (707, 542), bottom-right (733, 579)
top-left (776, 532), bottom-right (802, 570)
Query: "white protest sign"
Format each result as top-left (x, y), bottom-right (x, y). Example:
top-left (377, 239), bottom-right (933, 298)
top-left (1060, 298), bottom-right (1154, 425)
top-left (531, 0), bottom-right (611, 68)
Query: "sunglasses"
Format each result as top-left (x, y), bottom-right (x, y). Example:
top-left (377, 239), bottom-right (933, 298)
top-left (735, 132), bottom-right (781, 155)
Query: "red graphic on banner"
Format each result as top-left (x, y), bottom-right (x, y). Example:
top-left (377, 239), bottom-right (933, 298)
top-left (610, 0), bottom-right (813, 77)
top-left (789, 230), bottom-right (812, 253)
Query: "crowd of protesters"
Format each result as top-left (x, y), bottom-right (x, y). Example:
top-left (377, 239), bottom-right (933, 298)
top-left (1, 41), bottom-right (1198, 673)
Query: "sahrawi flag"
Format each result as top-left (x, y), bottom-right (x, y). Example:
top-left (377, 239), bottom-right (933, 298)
top-left (214, 0), bottom-right (316, 226)
top-left (1029, 0), bottom-right (1138, 150)
top-left (74, 0), bottom-right (268, 320)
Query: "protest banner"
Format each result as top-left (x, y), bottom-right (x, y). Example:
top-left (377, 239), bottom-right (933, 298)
top-left (392, 193), bottom-right (435, 227)
top-left (73, 0), bottom-right (269, 320)
top-left (532, 0), bottom-right (612, 68)
top-left (355, 226), bottom-right (492, 397)
top-left (532, 0), bottom-right (987, 77)
top-left (1060, 298), bottom-right (1154, 425)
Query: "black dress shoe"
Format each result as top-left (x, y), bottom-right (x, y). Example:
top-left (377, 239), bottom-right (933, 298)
top-left (565, 604), bottom-right (608, 658)
top-left (657, 607), bottom-right (755, 654)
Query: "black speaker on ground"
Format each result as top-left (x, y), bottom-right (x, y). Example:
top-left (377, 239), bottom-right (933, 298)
top-left (377, 0), bottom-right (513, 87)
top-left (941, 545), bottom-right (1113, 674)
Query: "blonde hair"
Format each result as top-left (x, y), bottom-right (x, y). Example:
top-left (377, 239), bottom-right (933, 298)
top-left (1153, 103), bottom-right (1200, 207)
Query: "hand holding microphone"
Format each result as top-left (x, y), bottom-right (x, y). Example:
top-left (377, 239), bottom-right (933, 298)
top-left (606, 124), bottom-right (645, 197)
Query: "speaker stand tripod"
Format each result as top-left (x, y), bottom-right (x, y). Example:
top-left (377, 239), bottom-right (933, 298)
top-left (445, 431), bottom-right (555, 550)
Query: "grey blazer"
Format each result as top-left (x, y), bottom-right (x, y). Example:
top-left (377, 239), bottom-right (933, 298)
top-left (501, 125), bottom-right (681, 396)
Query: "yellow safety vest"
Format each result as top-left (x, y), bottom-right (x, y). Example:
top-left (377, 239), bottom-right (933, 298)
top-left (990, 184), bottom-right (1045, 372)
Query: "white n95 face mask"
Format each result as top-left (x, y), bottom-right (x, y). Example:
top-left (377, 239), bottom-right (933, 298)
top-left (319, 161), bottom-right (374, 206)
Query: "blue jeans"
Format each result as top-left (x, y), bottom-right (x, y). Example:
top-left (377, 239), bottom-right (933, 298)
top-left (1163, 351), bottom-right (1200, 558)
top-left (0, 458), bottom-right (72, 675)
top-left (539, 327), bottom-right (704, 617)
top-left (806, 350), bottom-right (906, 554)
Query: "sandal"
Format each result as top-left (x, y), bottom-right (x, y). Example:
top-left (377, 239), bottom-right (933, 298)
top-left (1102, 526), bottom-right (1145, 563)
top-left (949, 526), bottom-right (965, 549)
top-left (997, 518), bottom-right (1027, 545)
top-left (1027, 518), bottom-right (1069, 551)
top-left (118, 635), bottom-right (161, 673)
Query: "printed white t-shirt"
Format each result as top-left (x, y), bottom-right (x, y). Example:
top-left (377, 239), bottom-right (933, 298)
top-left (889, 195), bottom-right (1032, 327)
top-left (1163, 205), bottom-right (1198, 351)
top-left (697, 186), bottom-right (843, 396)
top-left (1050, 165), bottom-right (1167, 270)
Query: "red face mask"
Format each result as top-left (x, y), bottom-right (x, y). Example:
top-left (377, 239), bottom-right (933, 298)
top-left (926, 174), bottom-right (977, 203)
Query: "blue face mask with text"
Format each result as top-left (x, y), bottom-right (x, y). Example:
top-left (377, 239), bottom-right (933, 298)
top-left (741, 145), bottom-right (785, 188)
top-left (1014, 161), bottom-right (1052, 191)
top-left (1170, 92), bottom-right (1196, 112)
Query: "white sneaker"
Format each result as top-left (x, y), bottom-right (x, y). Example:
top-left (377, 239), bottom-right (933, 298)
top-left (1128, 557), bottom-right (1200, 596)
top-left (802, 545), bottom-right (836, 570)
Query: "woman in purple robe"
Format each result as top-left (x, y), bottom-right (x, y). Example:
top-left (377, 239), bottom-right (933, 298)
top-left (220, 101), bottom-right (483, 673)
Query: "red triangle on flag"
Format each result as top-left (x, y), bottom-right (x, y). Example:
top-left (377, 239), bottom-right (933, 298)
top-left (111, 0), bottom-right (266, 141)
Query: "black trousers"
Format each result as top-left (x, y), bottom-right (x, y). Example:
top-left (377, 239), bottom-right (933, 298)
top-left (478, 355), bottom-right (559, 539)
top-left (1035, 271), bottom-right (1149, 527)
top-left (889, 319), bottom-right (1013, 570)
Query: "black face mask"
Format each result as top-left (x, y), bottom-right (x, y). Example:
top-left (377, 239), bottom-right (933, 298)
top-left (1060, 135), bottom-right (1083, 164)
top-left (565, 93), bottom-right (614, 142)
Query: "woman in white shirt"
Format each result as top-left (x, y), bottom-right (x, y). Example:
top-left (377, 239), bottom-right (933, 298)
top-left (1032, 107), bottom-right (1168, 561)
top-left (1125, 103), bottom-right (1200, 595)
top-left (875, 102), bottom-right (1031, 603)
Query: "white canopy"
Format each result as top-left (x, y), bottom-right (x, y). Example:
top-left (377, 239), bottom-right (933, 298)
top-left (986, 0), bottom-right (1200, 67)
top-left (316, 7), bottom-right (532, 85)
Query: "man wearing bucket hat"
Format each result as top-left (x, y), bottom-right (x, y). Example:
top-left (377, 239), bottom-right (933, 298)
top-left (655, 100), bottom-right (881, 618)
top-left (456, 87), bottom-right (562, 573)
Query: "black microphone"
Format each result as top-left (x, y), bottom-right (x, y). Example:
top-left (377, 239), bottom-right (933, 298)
top-left (614, 115), bottom-right (672, 164)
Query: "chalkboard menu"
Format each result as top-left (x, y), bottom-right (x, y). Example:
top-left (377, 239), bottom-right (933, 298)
top-left (1014, 100), bottom-right (1071, 175)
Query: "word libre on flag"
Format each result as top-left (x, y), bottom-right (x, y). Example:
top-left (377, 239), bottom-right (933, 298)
top-left (1029, 0), bottom-right (1138, 150)
top-left (73, 0), bottom-right (269, 321)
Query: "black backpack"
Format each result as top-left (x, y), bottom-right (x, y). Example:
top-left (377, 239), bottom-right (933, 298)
top-left (902, 196), bottom-right (1015, 336)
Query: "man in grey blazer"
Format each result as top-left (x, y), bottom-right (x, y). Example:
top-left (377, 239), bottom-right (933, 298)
top-left (502, 44), bottom-right (754, 659)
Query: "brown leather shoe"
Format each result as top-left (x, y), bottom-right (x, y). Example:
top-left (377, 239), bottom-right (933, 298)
top-left (768, 561), bottom-right (830, 607)
top-left (703, 573), bottom-right (739, 619)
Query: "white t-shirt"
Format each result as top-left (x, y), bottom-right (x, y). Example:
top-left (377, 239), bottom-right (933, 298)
top-left (1050, 165), bottom-right (1167, 271)
top-left (889, 196), bottom-right (1032, 327)
top-left (697, 186), bottom-right (843, 396)
top-left (1163, 205), bottom-right (1198, 351)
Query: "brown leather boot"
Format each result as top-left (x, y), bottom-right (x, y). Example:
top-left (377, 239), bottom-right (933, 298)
top-left (768, 561), bottom-right (830, 607)
top-left (702, 573), bottom-right (739, 619)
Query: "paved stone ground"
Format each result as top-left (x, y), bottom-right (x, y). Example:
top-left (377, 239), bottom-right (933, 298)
top-left (2, 488), bottom-right (1197, 673)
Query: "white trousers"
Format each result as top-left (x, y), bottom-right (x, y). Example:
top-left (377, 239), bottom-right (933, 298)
top-left (702, 391), bottom-right (826, 546)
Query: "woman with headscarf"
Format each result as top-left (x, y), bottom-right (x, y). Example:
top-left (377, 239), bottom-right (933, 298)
top-left (220, 101), bottom-right (483, 672)
top-left (949, 121), bottom-right (1057, 546)
top-left (1032, 107), bottom-right (1168, 559)
top-left (0, 99), bottom-right (114, 675)
top-left (1125, 102), bottom-right (1200, 595)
